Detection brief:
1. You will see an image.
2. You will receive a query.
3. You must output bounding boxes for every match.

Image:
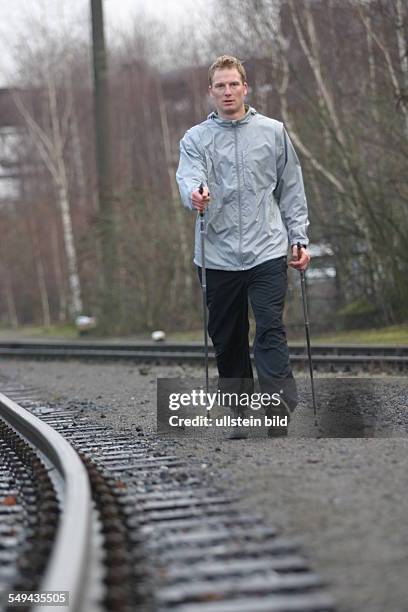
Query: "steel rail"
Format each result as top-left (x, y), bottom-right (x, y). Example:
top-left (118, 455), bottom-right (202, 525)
top-left (0, 342), bottom-right (407, 370)
top-left (0, 392), bottom-right (92, 612)
top-left (0, 339), bottom-right (407, 354)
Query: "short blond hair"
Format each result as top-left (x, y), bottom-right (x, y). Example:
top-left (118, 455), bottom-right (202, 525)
top-left (208, 55), bottom-right (246, 86)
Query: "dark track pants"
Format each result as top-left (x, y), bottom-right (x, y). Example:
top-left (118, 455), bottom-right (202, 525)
top-left (197, 256), bottom-right (297, 413)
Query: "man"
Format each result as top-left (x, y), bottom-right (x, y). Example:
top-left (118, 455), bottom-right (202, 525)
top-left (176, 55), bottom-right (310, 438)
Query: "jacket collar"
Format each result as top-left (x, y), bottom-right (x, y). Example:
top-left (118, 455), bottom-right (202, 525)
top-left (207, 104), bottom-right (257, 127)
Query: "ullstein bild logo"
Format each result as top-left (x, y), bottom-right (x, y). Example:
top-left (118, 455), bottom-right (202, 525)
top-left (156, 377), bottom-right (288, 434)
top-left (166, 413), bottom-right (288, 428)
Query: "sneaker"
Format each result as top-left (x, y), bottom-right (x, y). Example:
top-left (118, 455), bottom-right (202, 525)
top-left (265, 394), bottom-right (291, 438)
top-left (225, 425), bottom-right (249, 440)
top-left (277, 395), bottom-right (293, 419)
top-left (224, 408), bottom-right (248, 440)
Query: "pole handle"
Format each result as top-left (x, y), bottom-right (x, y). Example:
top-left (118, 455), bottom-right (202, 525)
top-left (296, 241), bottom-right (303, 262)
top-left (198, 183), bottom-right (204, 217)
top-left (198, 182), bottom-right (211, 218)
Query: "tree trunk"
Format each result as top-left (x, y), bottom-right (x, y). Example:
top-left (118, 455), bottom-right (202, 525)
top-left (51, 223), bottom-right (68, 322)
top-left (0, 264), bottom-right (19, 329)
top-left (27, 215), bottom-right (51, 327)
top-left (55, 172), bottom-right (83, 317)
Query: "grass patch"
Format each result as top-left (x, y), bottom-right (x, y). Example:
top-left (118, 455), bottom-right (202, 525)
top-left (1, 323), bottom-right (407, 345)
top-left (169, 324), bottom-right (408, 345)
top-left (311, 324), bottom-right (408, 345)
top-left (167, 329), bottom-right (203, 342)
top-left (0, 324), bottom-right (78, 339)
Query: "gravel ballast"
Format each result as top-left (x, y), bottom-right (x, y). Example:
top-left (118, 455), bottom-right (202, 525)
top-left (1, 358), bottom-right (407, 612)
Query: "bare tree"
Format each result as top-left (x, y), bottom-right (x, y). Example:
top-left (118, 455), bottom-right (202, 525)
top-left (156, 77), bottom-right (193, 312)
top-left (13, 86), bottom-right (83, 318)
top-left (1, 0), bottom-right (407, 332)
top-left (358, 0), bottom-right (408, 137)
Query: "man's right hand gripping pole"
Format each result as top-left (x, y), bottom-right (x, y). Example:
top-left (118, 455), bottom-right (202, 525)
top-left (192, 184), bottom-right (210, 214)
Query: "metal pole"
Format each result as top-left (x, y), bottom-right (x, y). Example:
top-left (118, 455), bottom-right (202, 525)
top-left (199, 184), bottom-right (209, 401)
top-left (297, 242), bottom-right (318, 426)
top-left (90, 0), bottom-right (119, 331)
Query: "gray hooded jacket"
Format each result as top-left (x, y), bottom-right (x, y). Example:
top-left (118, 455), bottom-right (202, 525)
top-left (176, 106), bottom-right (309, 271)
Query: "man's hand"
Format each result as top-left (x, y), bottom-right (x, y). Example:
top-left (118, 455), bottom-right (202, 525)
top-left (289, 244), bottom-right (311, 271)
top-left (192, 185), bottom-right (210, 213)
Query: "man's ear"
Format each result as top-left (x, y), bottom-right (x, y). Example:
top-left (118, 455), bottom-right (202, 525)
top-left (208, 85), bottom-right (213, 99)
top-left (243, 82), bottom-right (248, 95)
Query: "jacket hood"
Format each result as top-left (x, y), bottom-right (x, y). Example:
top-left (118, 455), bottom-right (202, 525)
top-left (207, 104), bottom-right (257, 126)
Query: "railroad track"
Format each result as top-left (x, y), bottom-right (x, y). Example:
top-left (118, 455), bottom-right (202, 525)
top-left (0, 390), bottom-right (94, 612)
top-left (0, 340), bottom-right (406, 371)
top-left (0, 385), bottom-right (336, 612)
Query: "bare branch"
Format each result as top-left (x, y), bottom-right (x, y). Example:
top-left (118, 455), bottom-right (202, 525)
top-left (357, 1), bottom-right (408, 132)
top-left (12, 90), bottom-right (59, 181)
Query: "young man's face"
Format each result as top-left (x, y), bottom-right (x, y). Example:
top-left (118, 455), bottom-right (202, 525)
top-left (209, 67), bottom-right (248, 119)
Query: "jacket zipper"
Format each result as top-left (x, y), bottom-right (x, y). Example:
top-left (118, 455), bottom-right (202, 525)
top-left (234, 123), bottom-right (244, 270)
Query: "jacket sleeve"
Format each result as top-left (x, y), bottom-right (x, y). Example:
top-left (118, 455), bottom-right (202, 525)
top-left (176, 130), bottom-right (207, 211)
top-left (274, 126), bottom-right (310, 246)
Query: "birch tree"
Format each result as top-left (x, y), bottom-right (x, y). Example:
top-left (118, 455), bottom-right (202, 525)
top-left (13, 86), bottom-right (83, 318)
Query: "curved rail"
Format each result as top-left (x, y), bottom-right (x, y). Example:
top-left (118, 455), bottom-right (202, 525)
top-left (0, 392), bottom-right (92, 612)
top-left (1, 383), bottom-right (336, 611)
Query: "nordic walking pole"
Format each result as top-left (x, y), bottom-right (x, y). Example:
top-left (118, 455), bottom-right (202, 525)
top-left (297, 242), bottom-right (318, 426)
top-left (199, 183), bottom-right (210, 403)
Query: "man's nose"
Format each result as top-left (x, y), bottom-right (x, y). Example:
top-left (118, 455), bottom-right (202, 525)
top-left (224, 85), bottom-right (232, 95)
